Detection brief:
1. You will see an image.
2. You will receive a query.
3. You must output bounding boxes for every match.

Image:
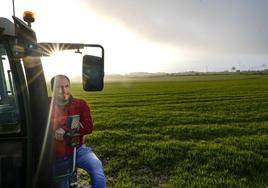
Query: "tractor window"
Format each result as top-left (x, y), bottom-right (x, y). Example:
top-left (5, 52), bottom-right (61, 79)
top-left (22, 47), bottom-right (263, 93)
top-left (0, 44), bottom-right (20, 134)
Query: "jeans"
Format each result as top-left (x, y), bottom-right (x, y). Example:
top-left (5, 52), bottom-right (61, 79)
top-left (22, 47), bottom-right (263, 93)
top-left (54, 144), bottom-right (106, 188)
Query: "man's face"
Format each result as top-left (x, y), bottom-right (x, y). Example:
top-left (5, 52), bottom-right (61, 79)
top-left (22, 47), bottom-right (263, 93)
top-left (54, 77), bottom-right (71, 101)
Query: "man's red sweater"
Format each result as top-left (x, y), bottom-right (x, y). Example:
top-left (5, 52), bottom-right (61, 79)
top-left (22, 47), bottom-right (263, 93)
top-left (48, 96), bottom-right (93, 159)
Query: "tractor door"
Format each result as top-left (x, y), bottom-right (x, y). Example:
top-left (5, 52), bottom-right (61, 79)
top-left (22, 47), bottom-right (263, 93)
top-left (0, 42), bottom-right (29, 187)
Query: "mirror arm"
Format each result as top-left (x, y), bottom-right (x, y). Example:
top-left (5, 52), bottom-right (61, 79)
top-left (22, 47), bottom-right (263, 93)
top-left (37, 42), bottom-right (85, 56)
top-left (36, 43), bottom-right (104, 60)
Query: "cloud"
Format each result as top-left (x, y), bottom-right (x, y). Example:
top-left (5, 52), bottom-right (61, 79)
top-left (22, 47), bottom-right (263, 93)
top-left (84, 0), bottom-right (268, 55)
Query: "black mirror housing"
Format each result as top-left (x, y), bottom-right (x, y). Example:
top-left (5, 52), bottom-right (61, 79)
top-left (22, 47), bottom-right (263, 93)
top-left (82, 55), bottom-right (104, 91)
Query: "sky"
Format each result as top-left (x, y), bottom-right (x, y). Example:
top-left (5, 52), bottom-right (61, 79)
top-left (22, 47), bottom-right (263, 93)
top-left (1, 0), bottom-right (268, 79)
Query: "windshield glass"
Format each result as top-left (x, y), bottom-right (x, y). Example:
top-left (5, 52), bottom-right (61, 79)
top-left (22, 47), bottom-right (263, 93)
top-left (0, 43), bottom-right (20, 134)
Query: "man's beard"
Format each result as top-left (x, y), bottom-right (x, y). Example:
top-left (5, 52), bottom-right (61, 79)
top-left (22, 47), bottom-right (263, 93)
top-left (54, 96), bottom-right (70, 107)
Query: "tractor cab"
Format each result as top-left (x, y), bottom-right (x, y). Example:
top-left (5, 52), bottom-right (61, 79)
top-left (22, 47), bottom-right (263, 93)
top-left (0, 12), bottom-right (104, 188)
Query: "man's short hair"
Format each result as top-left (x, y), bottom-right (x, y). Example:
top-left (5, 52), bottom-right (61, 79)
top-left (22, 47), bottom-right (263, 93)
top-left (50, 74), bottom-right (70, 91)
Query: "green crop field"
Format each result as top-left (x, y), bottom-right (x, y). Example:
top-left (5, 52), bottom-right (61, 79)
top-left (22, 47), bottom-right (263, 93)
top-left (69, 73), bottom-right (268, 187)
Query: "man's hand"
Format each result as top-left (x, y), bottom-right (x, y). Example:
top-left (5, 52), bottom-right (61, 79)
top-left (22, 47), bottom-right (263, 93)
top-left (55, 128), bottom-right (65, 141)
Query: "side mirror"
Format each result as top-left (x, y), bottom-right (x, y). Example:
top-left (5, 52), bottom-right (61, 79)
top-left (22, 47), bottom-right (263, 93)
top-left (82, 55), bottom-right (104, 91)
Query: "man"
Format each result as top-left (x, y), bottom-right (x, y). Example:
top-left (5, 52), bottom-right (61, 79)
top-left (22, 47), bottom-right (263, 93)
top-left (49, 74), bottom-right (106, 188)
